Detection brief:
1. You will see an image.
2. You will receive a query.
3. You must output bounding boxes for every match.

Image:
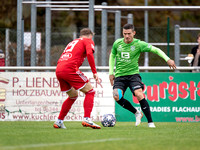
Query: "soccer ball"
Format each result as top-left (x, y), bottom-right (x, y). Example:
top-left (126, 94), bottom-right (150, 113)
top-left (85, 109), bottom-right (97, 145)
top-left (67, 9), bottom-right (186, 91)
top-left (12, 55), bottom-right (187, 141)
top-left (101, 114), bottom-right (116, 127)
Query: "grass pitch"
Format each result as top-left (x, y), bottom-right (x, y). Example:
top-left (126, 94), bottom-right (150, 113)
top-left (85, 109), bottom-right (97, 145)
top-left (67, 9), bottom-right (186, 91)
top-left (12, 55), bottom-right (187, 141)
top-left (0, 121), bottom-right (199, 150)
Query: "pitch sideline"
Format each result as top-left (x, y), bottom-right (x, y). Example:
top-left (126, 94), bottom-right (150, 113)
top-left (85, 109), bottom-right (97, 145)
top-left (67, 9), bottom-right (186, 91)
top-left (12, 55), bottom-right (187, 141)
top-left (3, 138), bottom-right (133, 149)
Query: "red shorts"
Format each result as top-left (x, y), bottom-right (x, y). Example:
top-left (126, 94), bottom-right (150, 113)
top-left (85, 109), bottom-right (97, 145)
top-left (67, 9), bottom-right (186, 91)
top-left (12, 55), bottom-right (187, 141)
top-left (56, 69), bottom-right (89, 92)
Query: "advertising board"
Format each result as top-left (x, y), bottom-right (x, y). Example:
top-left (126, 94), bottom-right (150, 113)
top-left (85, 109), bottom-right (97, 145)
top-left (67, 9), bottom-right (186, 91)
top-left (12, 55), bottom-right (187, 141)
top-left (116, 73), bottom-right (200, 122)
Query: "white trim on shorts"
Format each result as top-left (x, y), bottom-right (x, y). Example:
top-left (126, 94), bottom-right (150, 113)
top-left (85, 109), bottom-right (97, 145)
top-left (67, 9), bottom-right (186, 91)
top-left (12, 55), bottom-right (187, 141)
top-left (62, 87), bottom-right (73, 93)
top-left (78, 83), bottom-right (87, 90)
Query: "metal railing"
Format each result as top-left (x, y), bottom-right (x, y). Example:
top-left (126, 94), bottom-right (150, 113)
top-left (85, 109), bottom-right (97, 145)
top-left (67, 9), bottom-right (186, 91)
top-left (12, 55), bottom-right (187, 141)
top-left (0, 66), bottom-right (200, 71)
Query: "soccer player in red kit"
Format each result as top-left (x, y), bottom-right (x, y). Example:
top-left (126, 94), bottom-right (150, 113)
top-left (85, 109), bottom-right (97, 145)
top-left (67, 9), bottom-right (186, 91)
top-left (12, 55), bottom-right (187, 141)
top-left (53, 28), bottom-right (101, 129)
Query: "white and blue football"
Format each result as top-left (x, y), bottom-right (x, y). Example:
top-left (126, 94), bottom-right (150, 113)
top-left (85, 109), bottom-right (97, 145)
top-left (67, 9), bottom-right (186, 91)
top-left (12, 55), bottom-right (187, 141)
top-left (101, 114), bottom-right (116, 127)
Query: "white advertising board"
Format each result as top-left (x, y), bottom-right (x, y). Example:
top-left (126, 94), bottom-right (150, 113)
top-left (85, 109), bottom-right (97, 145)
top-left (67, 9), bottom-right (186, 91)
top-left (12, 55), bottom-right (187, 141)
top-left (0, 72), bottom-right (114, 121)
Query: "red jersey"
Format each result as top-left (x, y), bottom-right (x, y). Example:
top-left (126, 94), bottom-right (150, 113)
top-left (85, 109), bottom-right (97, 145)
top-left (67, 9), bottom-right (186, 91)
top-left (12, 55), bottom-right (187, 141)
top-left (57, 38), bottom-right (97, 74)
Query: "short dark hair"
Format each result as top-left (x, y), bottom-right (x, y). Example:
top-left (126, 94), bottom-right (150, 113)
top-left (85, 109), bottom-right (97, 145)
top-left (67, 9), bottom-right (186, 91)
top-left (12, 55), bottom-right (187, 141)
top-left (123, 24), bottom-right (134, 30)
top-left (80, 28), bottom-right (94, 36)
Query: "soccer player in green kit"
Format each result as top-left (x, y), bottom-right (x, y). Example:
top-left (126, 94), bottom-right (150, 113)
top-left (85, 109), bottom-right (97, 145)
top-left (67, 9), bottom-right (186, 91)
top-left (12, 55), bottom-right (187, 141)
top-left (109, 24), bottom-right (176, 128)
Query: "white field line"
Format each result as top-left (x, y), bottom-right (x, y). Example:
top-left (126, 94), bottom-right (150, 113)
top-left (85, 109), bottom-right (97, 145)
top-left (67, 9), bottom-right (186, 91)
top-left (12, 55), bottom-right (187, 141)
top-left (3, 138), bottom-right (132, 150)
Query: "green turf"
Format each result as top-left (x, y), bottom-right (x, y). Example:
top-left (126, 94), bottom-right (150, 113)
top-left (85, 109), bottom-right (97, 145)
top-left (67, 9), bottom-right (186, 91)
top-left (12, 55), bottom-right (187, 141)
top-left (0, 121), bottom-right (199, 150)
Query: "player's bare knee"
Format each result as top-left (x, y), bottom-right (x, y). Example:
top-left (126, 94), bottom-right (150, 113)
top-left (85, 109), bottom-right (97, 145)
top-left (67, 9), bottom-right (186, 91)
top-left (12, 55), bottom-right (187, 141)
top-left (113, 89), bottom-right (123, 101)
top-left (134, 88), bottom-right (144, 100)
top-left (134, 92), bottom-right (143, 101)
top-left (113, 89), bottom-right (118, 101)
top-left (67, 89), bottom-right (78, 98)
top-left (113, 94), bottom-right (119, 101)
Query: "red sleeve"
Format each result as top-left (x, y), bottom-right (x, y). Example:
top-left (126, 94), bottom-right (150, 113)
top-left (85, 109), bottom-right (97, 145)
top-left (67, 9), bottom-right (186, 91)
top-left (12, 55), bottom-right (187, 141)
top-left (85, 39), bottom-right (97, 74)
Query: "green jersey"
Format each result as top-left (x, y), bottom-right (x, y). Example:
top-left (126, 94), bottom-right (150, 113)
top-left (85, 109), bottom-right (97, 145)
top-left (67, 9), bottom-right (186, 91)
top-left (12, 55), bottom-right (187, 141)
top-left (109, 38), bottom-right (170, 77)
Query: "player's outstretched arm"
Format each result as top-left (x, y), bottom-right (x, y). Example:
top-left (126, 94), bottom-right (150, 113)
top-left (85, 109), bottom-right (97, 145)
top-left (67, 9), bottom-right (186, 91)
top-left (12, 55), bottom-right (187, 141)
top-left (150, 46), bottom-right (176, 70)
top-left (167, 59), bottom-right (176, 70)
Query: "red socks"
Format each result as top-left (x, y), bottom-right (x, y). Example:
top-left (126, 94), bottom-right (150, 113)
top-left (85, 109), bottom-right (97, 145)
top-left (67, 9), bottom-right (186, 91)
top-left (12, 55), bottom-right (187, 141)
top-left (58, 96), bottom-right (77, 120)
top-left (58, 89), bottom-right (95, 120)
top-left (83, 89), bottom-right (95, 118)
